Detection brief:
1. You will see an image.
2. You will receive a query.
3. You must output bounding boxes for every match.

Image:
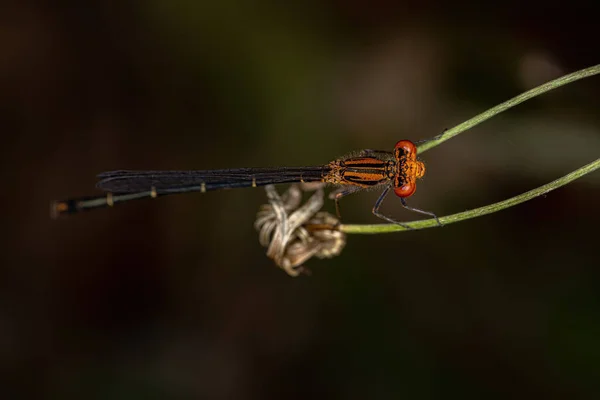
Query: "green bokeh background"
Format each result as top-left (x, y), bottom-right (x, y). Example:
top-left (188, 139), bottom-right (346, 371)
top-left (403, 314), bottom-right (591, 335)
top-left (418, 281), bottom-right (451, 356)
top-left (2, 1), bottom-right (600, 398)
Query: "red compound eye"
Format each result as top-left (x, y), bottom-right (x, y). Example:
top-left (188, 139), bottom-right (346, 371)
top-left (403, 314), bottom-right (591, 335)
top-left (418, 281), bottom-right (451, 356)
top-left (394, 183), bottom-right (416, 198)
top-left (394, 140), bottom-right (417, 159)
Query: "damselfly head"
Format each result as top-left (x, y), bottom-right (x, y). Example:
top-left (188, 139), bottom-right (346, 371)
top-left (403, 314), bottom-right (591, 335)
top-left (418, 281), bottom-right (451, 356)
top-left (393, 140), bottom-right (426, 198)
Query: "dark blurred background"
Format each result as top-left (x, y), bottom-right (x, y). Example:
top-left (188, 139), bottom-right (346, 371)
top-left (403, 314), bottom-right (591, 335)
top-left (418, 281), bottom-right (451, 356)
top-left (2, 0), bottom-right (600, 398)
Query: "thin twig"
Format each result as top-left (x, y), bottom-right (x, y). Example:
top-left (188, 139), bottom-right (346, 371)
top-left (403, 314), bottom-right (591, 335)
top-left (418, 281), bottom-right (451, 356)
top-left (418, 64), bottom-right (600, 154)
top-left (341, 157), bottom-right (600, 234)
top-left (338, 64), bottom-right (600, 234)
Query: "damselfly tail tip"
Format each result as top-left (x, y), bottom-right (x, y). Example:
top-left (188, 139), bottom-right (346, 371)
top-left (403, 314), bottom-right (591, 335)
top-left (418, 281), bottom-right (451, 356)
top-left (50, 199), bottom-right (74, 219)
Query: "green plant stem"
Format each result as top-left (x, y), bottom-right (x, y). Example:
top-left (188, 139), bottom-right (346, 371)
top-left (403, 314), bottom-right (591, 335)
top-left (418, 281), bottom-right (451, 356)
top-left (417, 64), bottom-right (600, 154)
top-left (338, 64), bottom-right (600, 234)
top-left (341, 157), bottom-right (600, 234)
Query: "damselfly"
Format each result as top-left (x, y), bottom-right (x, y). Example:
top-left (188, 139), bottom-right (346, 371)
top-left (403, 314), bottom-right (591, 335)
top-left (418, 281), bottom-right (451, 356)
top-left (51, 140), bottom-right (440, 226)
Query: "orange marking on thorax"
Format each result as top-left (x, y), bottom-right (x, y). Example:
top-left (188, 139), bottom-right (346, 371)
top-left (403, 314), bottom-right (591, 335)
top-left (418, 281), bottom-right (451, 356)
top-left (345, 157), bottom-right (387, 165)
top-left (343, 171), bottom-right (387, 181)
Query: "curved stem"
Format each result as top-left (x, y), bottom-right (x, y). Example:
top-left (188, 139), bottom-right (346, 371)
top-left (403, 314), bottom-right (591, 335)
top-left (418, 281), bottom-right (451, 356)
top-left (340, 157), bottom-right (600, 234)
top-left (417, 64), bottom-right (600, 154)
